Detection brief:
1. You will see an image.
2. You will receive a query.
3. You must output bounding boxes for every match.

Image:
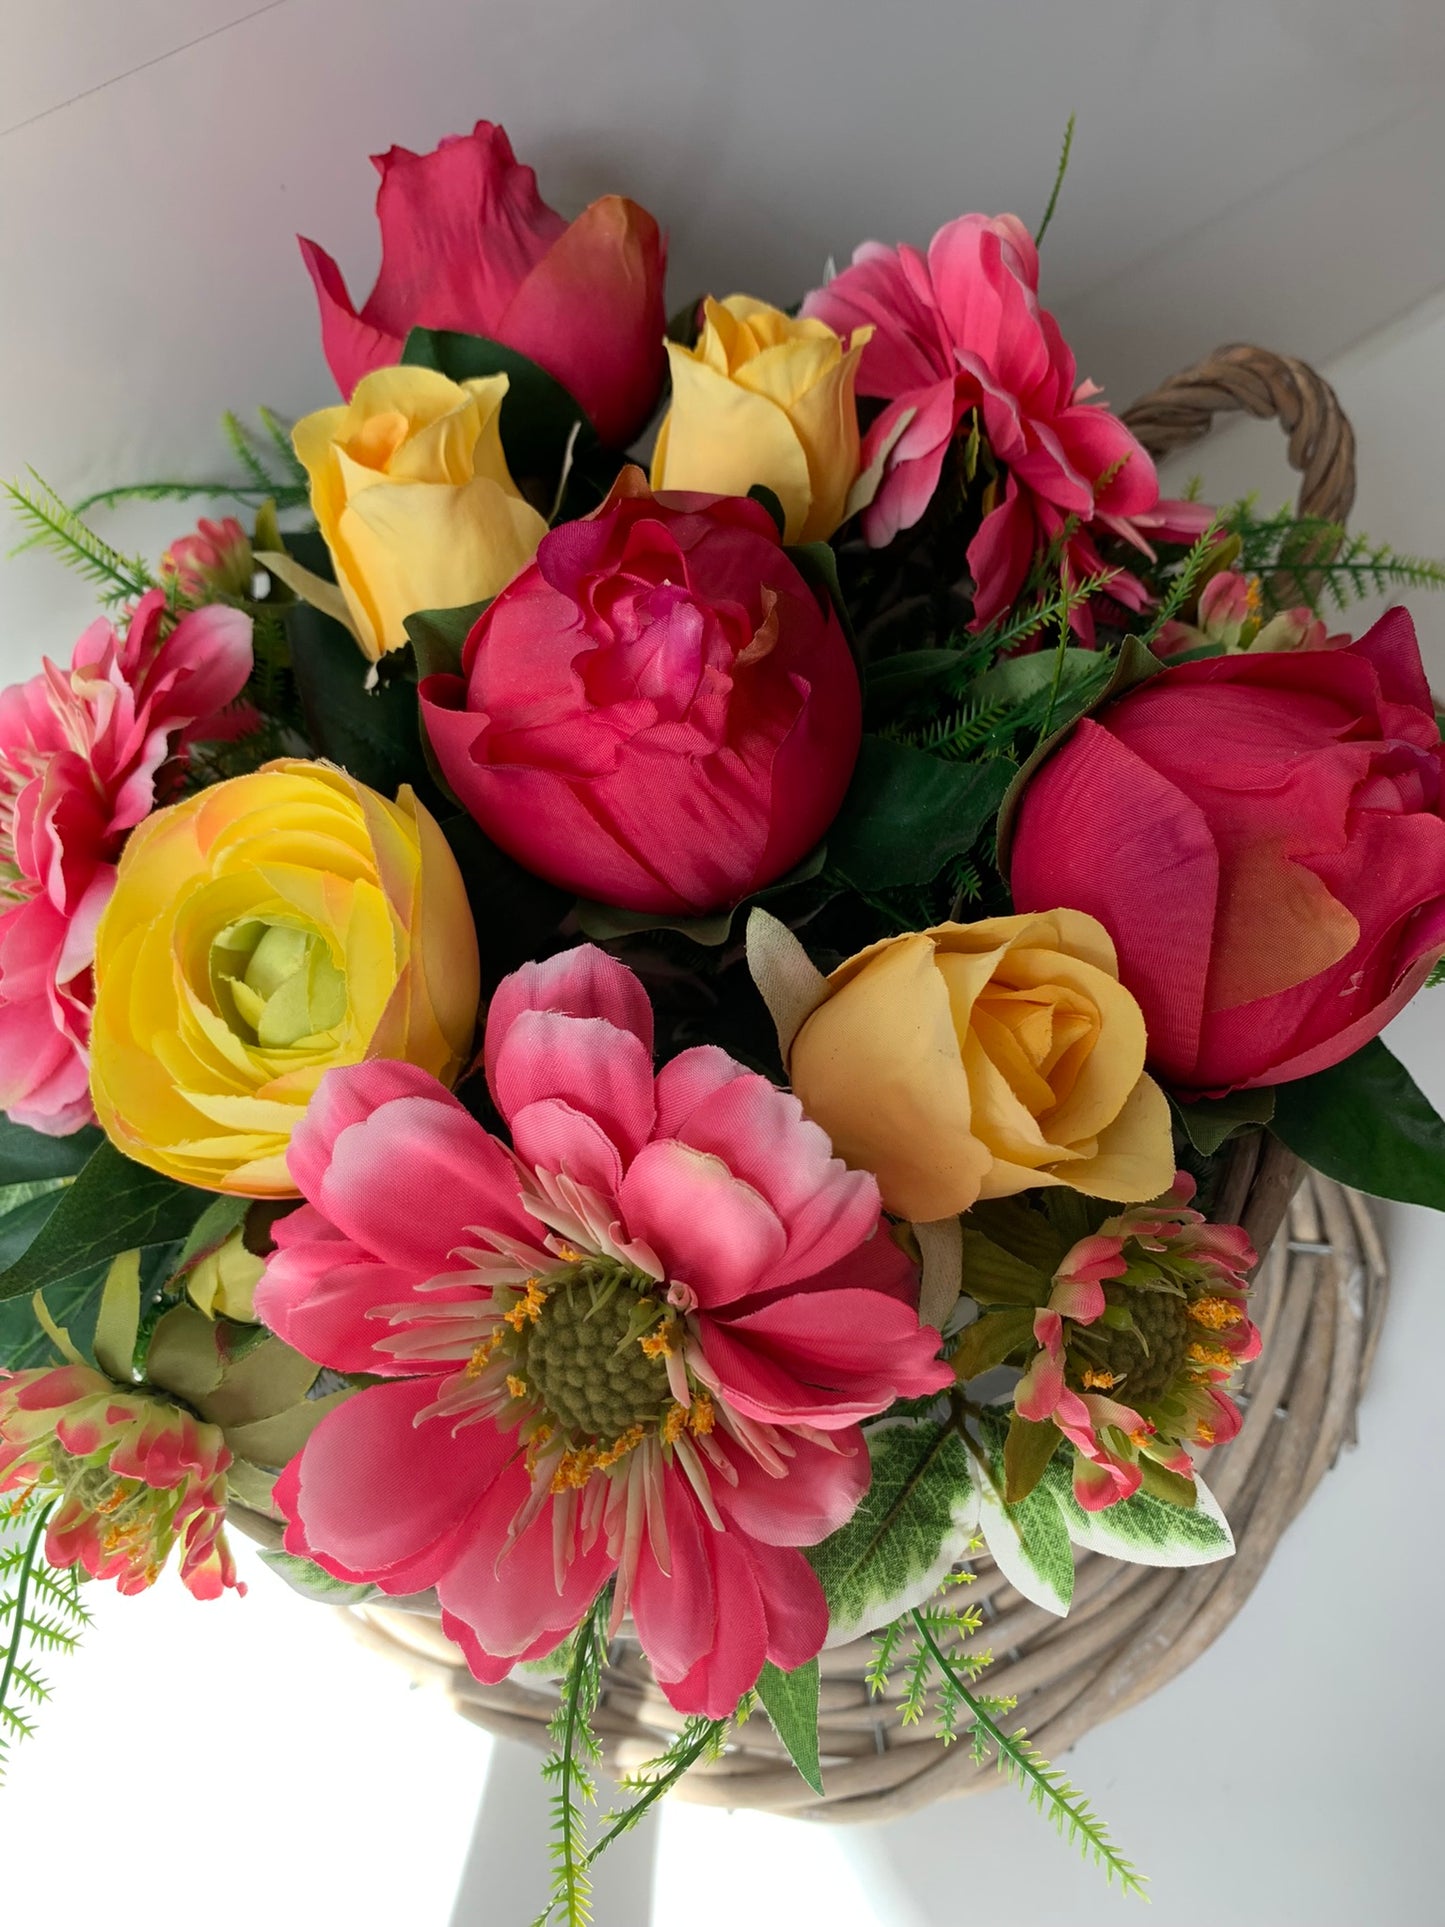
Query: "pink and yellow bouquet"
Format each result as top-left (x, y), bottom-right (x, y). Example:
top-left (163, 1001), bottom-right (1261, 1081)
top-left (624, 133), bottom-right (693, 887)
top-left (2, 117), bottom-right (1444, 1907)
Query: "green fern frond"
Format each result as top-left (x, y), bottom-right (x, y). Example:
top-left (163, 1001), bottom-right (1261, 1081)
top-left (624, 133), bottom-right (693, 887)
top-left (585, 1715), bottom-right (727, 1866)
top-left (532, 1588), bottom-right (612, 1927)
top-left (867, 1620), bottom-right (904, 1696)
top-left (256, 407), bottom-right (309, 486)
top-left (72, 481), bottom-right (278, 515)
top-left (1035, 112), bottom-right (1076, 247)
top-left (1138, 517), bottom-right (1224, 649)
top-left (909, 1611), bottom-right (1147, 1897)
top-left (1225, 502), bottom-right (1445, 615)
top-left (4, 471), bottom-right (156, 604)
top-left (1427, 958), bottom-right (1445, 990)
top-left (1, 1497), bottom-right (88, 1785)
top-left (222, 411), bottom-right (282, 497)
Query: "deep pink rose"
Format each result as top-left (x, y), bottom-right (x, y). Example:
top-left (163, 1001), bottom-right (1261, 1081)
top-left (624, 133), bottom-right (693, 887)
top-left (802, 213), bottom-right (1210, 635)
top-left (256, 947), bottom-right (949, 1714)
top-left (1009, 608), bottom-right (1445, 1093)
top-left (420, 472), bottom-right (862, 916)
top-left (299, 120), bottom-right (668, 448)
top-left (0, 590), bottom-right (252, 1132)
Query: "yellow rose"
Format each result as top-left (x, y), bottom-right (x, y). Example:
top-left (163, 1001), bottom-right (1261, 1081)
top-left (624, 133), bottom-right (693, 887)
top-left (291, 365), bottom-right (548, 662)
top-left (651, 296), bottom-right (871, 544)
top-left (90, 760), bottom-right (479, 1198)
top-left (786, 911), bottom-right (1174, 1223)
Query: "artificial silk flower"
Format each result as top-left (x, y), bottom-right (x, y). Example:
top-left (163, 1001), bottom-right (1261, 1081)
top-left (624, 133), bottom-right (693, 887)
top-left (88, 759), bottom-right (480, 1197)
top-left (0, 589), bottom-right (253, 1135)
top-left (290, 364), bottom-right (547, 663)
top-left (299, 119), bottom-right (668, 447)
top-left (651, 296), bottom-right (871, 543)
top-left (256, 945), bottom-right (950, 1717)
top-left (802, 213), bottom-right (1210, 633)
top-left (1010, 606), bottom-right (1445, 1092)
top-left (0, 1364), bottom-right (240, 1598)
top-left (959, 1174), bottom-right (1260, 1511)
top-left (420, 470), bottom-right (862, 916)
top-left (160, 515), bottom-right (255, 602)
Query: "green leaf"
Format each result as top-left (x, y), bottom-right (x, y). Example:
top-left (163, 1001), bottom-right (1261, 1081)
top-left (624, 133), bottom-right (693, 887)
top-left (1270, 1037), bottom-right (1445, 1210)
top-left (258, 1548), bottom-right (378, 1606)
top-left (172, 1196), bottom-right (252, 1278)
top-left (958, 1225), bottom-right (1052, 1308)
top-left (967, 646), bottom-right (1104, 718)
top-left (1173, 1087), bottom-right (1276, 1156)
top-left (573, 844), bottom-right (830, 949)
top-left (400, 328), bottom-right (599, 481)
top-left (952, 1306), bottom-right (1037, 1380)
top-left (0, 1119), bottom-right (101, 1189)
top-left (754, 1657), bottom-right (824, 1796)
top-left (404, 602), bottom-right (490, 682)
top-left (826, 737), bottom-right (1013, 892)
top-left (787, 539), bottom-right (858, 652)
top-left (746, 485), bottom-right (787, 539)
top-left (965, 1197), bottom-right (1074, 1271)
top-left (0, 1267), bottom-right (108, 1371)
top-left (0, 1143), bottom-right (216, 1304)
top-left (806, 1419), bottom-right (977, 1643)
top-left (973, 1411), bottom-right (1074, 1615)
top-left (1004, 1411), bottom-right (1063, 1506)
top-left (1041, 1453), bottom-right (1234, 1566)
top-left (995, 634), bottom-right (1166, 867)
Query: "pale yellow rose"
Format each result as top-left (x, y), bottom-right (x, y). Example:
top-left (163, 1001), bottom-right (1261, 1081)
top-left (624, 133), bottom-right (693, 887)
top-left (786, 911), bottom-right (1174, 1223)
top-left (291, 365), bottom-right (548, 662)
top-left (90, 760), bottom-right (480, 1198)
top-left (651, 296), bottom-right (871, 544)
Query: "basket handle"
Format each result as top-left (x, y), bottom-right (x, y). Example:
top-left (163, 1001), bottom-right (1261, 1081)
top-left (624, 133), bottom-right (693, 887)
top-left (1122, 343), bottom-right (1356, 527)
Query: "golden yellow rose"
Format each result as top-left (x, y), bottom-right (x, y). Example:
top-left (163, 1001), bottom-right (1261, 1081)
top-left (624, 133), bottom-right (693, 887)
top-left (291, 365), bottom-right (548, 662)
top-left (786, 911), bottom-right (1174, 1223)
top-left (90, 760), bottom-right (480, 1198)
top-left (650, 296), bottom-right (871, 544)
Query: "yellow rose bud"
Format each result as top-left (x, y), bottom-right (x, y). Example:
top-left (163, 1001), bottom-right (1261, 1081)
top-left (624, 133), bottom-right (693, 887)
top-left (186, 1229), bottom-right (266, 1323)
top-left (651, 296), bottom-right (871, 544)
top-left (293, 365), bottom-right (548, 662)
top-left (787, 910), bottom-right (1174, 1223)
top-left (90, 760), bottom-right (480, 1198)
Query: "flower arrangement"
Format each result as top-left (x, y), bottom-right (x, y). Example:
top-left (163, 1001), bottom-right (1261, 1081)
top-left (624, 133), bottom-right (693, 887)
top-left (2, 114), bottom-right (1445, 1912)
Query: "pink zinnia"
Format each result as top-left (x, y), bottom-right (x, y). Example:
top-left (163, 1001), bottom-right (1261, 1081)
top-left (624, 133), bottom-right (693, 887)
top-left (802, 213), bottom-right (1211, 634)
top-left (0, 589), bottom-right (252, 1133)
top-left (257, 946), bottom-right (949, 1715)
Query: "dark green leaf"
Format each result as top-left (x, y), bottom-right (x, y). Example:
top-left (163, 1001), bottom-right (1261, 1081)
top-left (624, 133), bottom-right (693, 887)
top-left (746, 485), bottom-right (787, 539)
top-left (438, 813), bottom-right (570, 983)
top-left (573, 844), bottom-right (830, 950)
top-left (965, 1198), bottom-right (1072, 1272)
top-left (864, 650), bottom-right (970, 712)
top-left (754, 1658), bottom-right (824, 1796)
top-left (0, 1143), bottom-right (217, 1304)
top-left (995, 635), bottom-right (1167, 866)
top-left (787, 540), bottom-right (858, 653)
top-left (404, 603), bottom-right (489, 682)
top-left (1003, 1412), bottom-right (1062, 1506)
top-left (1173, 1087), bottom-right (1276, 1156)
top-left (1270, 1038), bottom-right (1445, 1210)
top-left (826, 736), bottom-right (1013, 892)
top-left (400, 328), bottom-right (599, 480)
top-left (0, 1118), bottom-right (101, 1188)
top-left (0, 1268), bottom-right (109, 1371)
top-left (1136, 1456), bottom-right (1198, 1508)
top-left (952, 1306), bottom-right (1036, 1379)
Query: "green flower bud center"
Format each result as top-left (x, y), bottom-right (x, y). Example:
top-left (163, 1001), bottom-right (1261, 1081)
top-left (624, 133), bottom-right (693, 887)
top-left (1094, 1289), bottom-right (1190, 1404)
top-left (522, 1268), bottom-right (671, 1442)
top-left (211, 917), bottom-right (347, 1050)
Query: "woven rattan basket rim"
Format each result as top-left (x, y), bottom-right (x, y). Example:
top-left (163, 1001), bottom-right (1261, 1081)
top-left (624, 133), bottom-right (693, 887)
top-left (231, 345), bottom-right (1377, 1821)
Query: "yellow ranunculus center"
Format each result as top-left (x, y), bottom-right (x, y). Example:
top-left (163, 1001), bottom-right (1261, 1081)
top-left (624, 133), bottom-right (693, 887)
top-left (210, 918), bottom-right (347, 1050)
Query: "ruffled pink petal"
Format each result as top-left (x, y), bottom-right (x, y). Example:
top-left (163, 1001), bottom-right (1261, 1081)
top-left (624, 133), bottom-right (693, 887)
top-left (747, 1536), bottom-right (830, 1676)
top-left (653, 1531), bottom-right (772, 1717)
top-left (490, 1009), bottom-right (657, 1165)
top-left (618, 1139), bottom-right (787, 1306)
top-left (710, 1426), bottom-right (871, 1546)
top-left (507, 1097), bottom-right (626, 1202)
top-left (629, 1470), bottom-right (718, 1684)
top-left (484, 943), bottom-right (655, 1074)
top-left (256, 1235), bottom-right (480, 1376)
top-left (652, 1046), bottom-right (749, 1140)
top-left (298, 236), bottom-right (402, 396)
top-left (1072, 1451), bottom-right (1141, 1510)
top-left (1014, 1311), bottom-right (1066, 1423)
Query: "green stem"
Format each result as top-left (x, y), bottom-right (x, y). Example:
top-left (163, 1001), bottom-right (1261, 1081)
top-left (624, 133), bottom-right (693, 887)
top-left (0, 1504), bottom-right (53, 1720)
top-left (585, 1716), bottom-right (726, 1866)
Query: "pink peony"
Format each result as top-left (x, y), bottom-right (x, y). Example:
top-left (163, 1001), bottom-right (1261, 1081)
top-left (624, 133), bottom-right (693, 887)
top-left (300, 121), bottom-right (668, 449)
top-left (1014, 1174), bottom-right (1260, 1510)
top-left (0, 589), bottom-right (253, 1132)
top-left (256, 946), bottom-right (949, 1715)
top-left (802, 214), bottom-right (1211, 634)
top-left (0, 1364), bottom-right (240, 1598)
top-left (420, 471), bottom-right (862, 917)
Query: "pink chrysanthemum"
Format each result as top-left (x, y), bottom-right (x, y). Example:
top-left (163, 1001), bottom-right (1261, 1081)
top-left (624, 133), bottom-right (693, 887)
top-left (802, 213), bottom-right (1211, 636)
top-left (0, 1364), bottom-right (240, 1598)
top-left (256, 945), bottom-right (950, 1716)
top-left (1013, 1174), bottom-right (1260, 1509)
top-left (0, 588), bottom-right (252, 1132)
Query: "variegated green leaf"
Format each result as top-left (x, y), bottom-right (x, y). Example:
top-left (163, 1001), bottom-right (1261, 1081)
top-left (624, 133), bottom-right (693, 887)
top-left (1042, 1453), bottom-right (1234, 1567)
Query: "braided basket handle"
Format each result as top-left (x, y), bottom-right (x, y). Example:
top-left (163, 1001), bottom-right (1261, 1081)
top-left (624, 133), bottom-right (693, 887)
top-left (1122, 343), bottom-right (1357, 527)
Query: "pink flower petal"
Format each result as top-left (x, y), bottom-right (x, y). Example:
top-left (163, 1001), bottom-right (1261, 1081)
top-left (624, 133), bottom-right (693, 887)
top-left (710, 1427), bottom-right (871, 1546)
top-left (618, 1139), bottom-right (787, 1306)
top-left (489, 1009), bottom-right (656, 1162)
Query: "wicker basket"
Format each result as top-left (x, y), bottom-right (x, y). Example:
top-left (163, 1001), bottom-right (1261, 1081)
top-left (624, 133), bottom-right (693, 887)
top-left (233, 346), bottom-right (1386, 1821)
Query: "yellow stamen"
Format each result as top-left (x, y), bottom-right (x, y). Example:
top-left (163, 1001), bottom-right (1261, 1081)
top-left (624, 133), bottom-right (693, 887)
top-left (503, 1280), bottom-right (546, 1332)
top-left (640, 1325), bottom-right (675, 1360)
top-left (1244, 575), bottom-right (1263, 615)
top-left (550, 1446), bottom-right (598, 1492)
top-left (1127, 1427), bottom-right (1153, 1449)
top-left (1187, 1340), bottom-right (1235, 1370)
top-left (661, 1402), bottom-right (687, 1444)
top-left (505, 1373), bottom-right (529, 1401)
top-left (1187, 1295), bottom-right (1244, 1331)
top-left (687, 1392), bottom-right (716, 1437)
top-left (1081, 1368), bottom-right (1117, 1390)
top-left (553, 1243), bottom-right (583, 1263)
top-left (463, 1332), bottom-right (503, 1379)
top-left (594, 1422), bottom-right (646, 1470)
top-left (1196, 1420), bottom-right (1217, 1446)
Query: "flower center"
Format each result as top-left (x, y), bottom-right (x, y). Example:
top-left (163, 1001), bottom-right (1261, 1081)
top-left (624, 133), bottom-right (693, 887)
top-left (210, 917), bottom-right (347, 1049)
top-left (1091, 1290), bottom-right (1190, 1404)
top-left (518, 1262), bottom-right (672, 1442)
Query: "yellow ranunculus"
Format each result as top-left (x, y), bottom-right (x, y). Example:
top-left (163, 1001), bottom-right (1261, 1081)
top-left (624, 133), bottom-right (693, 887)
top-left (90, 760), bottom-right (480, 1198)
top-left (650, 296), bottom-right (871, 544)
top-left (292, 365), bottom-right (548, 662)
top-left (786, 911), bottom-right (1174, 1223)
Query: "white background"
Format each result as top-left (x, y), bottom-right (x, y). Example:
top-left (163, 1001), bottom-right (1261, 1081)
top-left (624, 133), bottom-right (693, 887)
top-left (2, 6), bottom-right (1444, 1923)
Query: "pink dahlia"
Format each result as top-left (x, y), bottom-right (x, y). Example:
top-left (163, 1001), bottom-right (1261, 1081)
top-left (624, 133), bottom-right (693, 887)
top-left (0, 588), bottom-right (252, 1132)
top-left (1014, 1175), bottom-right (1260, 1509)
top-left (256, 945), bottom-right (949, 1715)
top-left (802, 213), bottom-right (1211, 634)
top-left (0, 1364), bottom-right (240, 1598)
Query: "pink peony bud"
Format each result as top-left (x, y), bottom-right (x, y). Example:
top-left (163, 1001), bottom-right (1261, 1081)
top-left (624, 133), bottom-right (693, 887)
top-left (1196, 570), bottom-right (1261, 649)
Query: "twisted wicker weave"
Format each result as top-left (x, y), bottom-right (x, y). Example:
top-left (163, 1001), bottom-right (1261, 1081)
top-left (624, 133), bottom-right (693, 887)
top-left (239, 346), bottom-right (1383, 1820)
